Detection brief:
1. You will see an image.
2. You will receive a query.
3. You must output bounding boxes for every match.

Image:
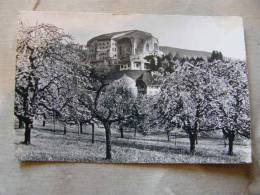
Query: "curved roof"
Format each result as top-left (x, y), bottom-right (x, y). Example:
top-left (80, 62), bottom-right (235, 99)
top-left (87, 30), bottom-right (156, 46)
top-left (104, 70), bottom-right (159, 86)
top-left (104, 70), bottom-right (148, 81)
top-left (136, 72), bottom-right (158, 86)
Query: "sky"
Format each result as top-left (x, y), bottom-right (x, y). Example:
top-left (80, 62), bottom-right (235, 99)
top-left (18, 11), bottom-right (246, 60)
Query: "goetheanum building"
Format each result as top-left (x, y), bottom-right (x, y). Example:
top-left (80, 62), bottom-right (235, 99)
top-left (86, 30), bottom-right (162, 73)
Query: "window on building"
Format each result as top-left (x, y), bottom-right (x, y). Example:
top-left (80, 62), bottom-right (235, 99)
top-left (146, 43), bottom-right (149, 52)
top-left (154, 43), bottom-right (158, 50)
top-left (119, 46), bottom-right (122, 56)
top-left (135, 62), bottom-right (141, 68)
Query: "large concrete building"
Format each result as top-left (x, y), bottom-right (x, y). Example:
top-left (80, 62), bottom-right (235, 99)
top-left (86, 30), bottom-right (162, 73)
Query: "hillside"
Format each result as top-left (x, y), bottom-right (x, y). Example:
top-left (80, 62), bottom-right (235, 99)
top-left (159, 46), bottom-right (211, 59)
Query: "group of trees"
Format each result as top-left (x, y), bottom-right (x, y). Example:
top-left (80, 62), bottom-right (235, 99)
top-left (15, 23), bottom-right (137, 159)
top-left (144, 53), bottom-right (250, 155)
top-left (15, 23), bottom-right (250, 160)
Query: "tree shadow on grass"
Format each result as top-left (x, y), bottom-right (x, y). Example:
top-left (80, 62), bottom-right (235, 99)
top-left (25, 127), bottom-right (246, 163)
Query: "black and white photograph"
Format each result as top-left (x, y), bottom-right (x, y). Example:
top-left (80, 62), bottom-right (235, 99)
top-left (14, 12), bottom-right (251, 163)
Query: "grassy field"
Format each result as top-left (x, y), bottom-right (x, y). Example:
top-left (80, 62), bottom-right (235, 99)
top-left (15, 124), bottom-right (251, 163)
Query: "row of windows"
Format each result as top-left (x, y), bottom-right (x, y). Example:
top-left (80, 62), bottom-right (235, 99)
top-left (98, 56), bottom-right (107, 60)
top-left (112, 47), bottom-right (117, 52)
top-left (89, 42), bottom-right (158, 53)
top-left (120, 62), bottom-right (141, 69)
top-left (118, 46), bottom-right (131, 57)
top-left (98, 46), bottom-right (110, 50)
top-left (98, 41), bottom-right (110, 46)
top-left (90, 46), bottom-right (118, 52)
top-left (120, 64), bottom-right (130, 69)
top-left (98, 52), bottom-right (108, 56)
top-left (145, 43), bottom-right (158, 51)
top-left (89, 53), bottom-right (118, 59)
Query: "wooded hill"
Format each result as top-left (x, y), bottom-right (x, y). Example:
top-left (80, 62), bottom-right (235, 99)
top-left (159, 46), bottom-right (211, 59)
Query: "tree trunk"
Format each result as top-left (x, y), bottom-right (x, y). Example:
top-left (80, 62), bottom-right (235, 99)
top-left (228, 139), bottom-right (233, 155)
top-left (167, 131), bottom-right (170, 141)
top-left (64, 124), bottom-right (67, 135)
top-left (23, 122), bottom-right (31, 145)
top-left (52, 112), bottom-right (56, 132)
top-left (91, 123), bottom-right (95, 144)
top-left (174, 132), bottom-right (177, 146)
top-left (228, 133), bottom-right (235, 155)
top-left (134, 125), bottom-right (137, 137)
top-left (53, 118), bottom-right (56, 133)
top-left (42, 113), bottom-right (46, 127)
top-left (80, 122), bottom-right (83, 134)
top-left (18, 118), bottom-right (24, 128)
top-left (104, 122), bottom-right (112, 160)
top-left (195, 133), bottom-right (198, 144)
top-left (119, 123), bottom-right (124, 138)
top-left (224, 139), bottom-right (227, 148)
top-left (189, 132), bottom-right (196, 155)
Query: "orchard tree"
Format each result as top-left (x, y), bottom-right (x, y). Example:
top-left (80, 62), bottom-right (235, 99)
top-left (38, 75), bottom-right (74, 133)
top-left (58, 46), bottom-right (93, 135)
top-left (69, 46), bottom-right (93, 134)
top-left (134, 94), bottom-right (158, 136)
top-left (95, 78), bottom-right (136, 159)
top-left (155, 89), bottom-right (182, 141)
top-left (38, 43), bottom-right (93, 135)
top-left (15, 23), bottom-right (72, 144)
top-left (123, 95), bottom-right (148, 137)
top-left (79, 75), bottom-right (136, 159)
top-left (157, 61), bottom-right (220, 154)
top-left (211, 60), bottom-right (250, 155)
top-left (74, 63), bottom-right (99, 141)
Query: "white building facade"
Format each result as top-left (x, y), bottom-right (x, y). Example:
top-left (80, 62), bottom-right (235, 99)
top-left (86, 30), bottom-right (162, 73)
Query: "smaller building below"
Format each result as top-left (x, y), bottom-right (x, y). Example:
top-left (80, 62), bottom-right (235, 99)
top-left (104, 70), bottom-right (160, 96)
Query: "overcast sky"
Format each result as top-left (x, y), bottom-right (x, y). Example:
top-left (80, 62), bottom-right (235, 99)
top-left (19, 12), bottom-right (246, 60)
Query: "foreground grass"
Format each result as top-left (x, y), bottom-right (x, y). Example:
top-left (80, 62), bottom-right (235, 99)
top-left (15, 127), bottom-right (251, 163)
